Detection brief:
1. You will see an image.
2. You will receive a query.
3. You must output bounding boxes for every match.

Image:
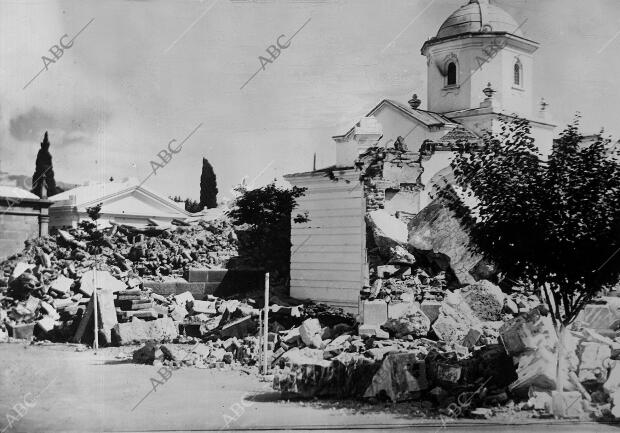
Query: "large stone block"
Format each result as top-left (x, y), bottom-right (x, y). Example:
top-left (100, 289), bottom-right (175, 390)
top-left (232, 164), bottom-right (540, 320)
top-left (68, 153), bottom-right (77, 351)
top-left (363, 353), bottom-right (428, 401)
top-left (79, 270), bottom-right (126, 296)
top-left (432, 298), bottom-right (479, 345)
top-left (509, 347), bottom-right (558, 394)
top-left (362, 300), bottom-right (388, 326)
top-left (577, 342), bottom-right (611, 384)
top-left (499, 309), bottom-right (557, 357)
top-left (382, 304), bottom-right (430, 338)
top-left (407, 199), bottom-right (496, 285)
top-left (113, 317), bottom-right (178, 345)
top-left (299, 318), bottom-right (323, 348)
top-left (366, 210), bottom-right (408, 257)
top-left (460, 280), bottom-right (505, 321)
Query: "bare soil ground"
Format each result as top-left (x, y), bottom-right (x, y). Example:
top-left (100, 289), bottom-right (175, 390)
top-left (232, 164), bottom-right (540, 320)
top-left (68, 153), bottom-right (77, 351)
top-left (0, 342), bottom-right (617, 433)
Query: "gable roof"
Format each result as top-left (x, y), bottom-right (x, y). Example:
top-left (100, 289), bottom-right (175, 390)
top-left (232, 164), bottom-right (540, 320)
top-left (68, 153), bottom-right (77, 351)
top-left (49, 179), bottom-right (190, 216)
top-left (332, 99), bottom-right (459, 140)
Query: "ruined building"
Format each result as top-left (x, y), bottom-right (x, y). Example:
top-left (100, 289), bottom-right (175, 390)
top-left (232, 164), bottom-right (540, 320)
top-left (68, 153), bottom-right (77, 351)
top-left (284, 0), bottom-right (556, 311)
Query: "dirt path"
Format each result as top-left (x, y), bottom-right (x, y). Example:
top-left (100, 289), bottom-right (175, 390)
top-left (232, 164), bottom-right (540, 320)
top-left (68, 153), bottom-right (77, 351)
top-left (0, 343), bottom-right (616, 432)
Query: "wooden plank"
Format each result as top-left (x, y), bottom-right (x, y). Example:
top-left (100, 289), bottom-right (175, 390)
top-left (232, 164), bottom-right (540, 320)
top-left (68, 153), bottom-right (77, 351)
top-left (290, 278), bottom-right (361, 289)
top-left (291, 247), bottom-right (361, 257)
top-left (299, 208), bottom-right (363, 218)
top-left (291, 261), bottom-right (361, 272)
top-left (291, 235), bottom-right (362, 247)
top-left (291, 226), bottom-right (363, 236)
top-left (290, 253), bottom-right (362, 264)
top-left (294, 217), bottom-right (364, 229)
top-left (291, 286), bottom-right (360, 303)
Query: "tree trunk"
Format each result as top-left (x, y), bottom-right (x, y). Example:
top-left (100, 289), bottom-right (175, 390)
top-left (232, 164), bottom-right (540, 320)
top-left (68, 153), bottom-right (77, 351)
top-left (552, 323), bottom-right (567, 418)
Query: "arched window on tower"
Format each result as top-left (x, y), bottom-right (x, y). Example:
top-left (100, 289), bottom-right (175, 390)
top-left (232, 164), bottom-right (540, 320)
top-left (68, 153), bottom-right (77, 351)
top-left (514, 60), bottom-right (522, 87)
top-left (447, 62), bottom-right (457, 86)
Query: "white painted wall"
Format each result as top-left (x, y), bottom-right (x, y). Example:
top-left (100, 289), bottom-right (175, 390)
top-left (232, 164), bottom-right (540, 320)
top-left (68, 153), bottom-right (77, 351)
top-left (285, 169), bottom-right (365, 312)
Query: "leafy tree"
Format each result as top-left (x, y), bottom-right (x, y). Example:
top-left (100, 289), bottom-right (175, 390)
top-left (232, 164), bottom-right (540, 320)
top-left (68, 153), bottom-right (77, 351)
top-left (184, 198), bottom-right (203, 213)
top-left (200, 158), bottom-right (218, 209)
top-left (169, 195), bottom-right (203, 213)
top-left (228, 182), bottom-right (308, 283)
top-left (32, 131), bottom-right (58, 197)
top-left (442, 116), bottom-right (620, 327)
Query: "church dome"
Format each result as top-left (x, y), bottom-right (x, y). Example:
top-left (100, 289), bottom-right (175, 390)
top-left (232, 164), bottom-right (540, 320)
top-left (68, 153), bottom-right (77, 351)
top-left (436, 0), bottom-right (523, 39)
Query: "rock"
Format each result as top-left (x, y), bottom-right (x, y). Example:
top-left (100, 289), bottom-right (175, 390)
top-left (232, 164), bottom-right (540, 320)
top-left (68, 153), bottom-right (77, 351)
top-left (551, 391), bottom-right (584, 418)
top-left (220, 316), bottom-right (256, 339)
top-left (527, 390), bottom-right (552, 411)
top-left (113, 317), bottom-right (178, 345)
top-left (470, 408), bottom-right (492, 419)
top-left (190, 300), bottom-right (216, 314)
top-left (381, 305), bottom-right (430, 338)
top-left (461, 328), bottom-right (482, 348)
top-left (358, 324), bottom-right (389, 339)
top-left (432, 299), bottom-right (480, 345)
top-left (577, 342), bottom-right (611, 384)
top-left (388, 246), bottom-right (416, 265)
top-left (504, 297), bottom-right (519, 315)
top-left (40, 301), bottom-right (60, 320)
top-left (79, 270), bottom-right (126, 296)
top-left (49, 275), bottom-right (73, 295)
top-left (363, 353), bottom-right (428, 401)
top-left (133, 342), bottom-right (164, 364)
top-left (299, 318), bottom-right (323, 348)
top-left (376, 265), bottom-right (400, 278)
top-left (36, 316), bottom-right (56, 333)
top-left (420, 300), bottom-right (441, 323)
top-left (323, 334), bottom-right (352, 358)
top-left (460, 280), bottom-right (505, 321)
top-left (604, 360), bottom-right (620, 394)
top-left (366, 210), bottom-right (408, 257)
top-left (169, 304), bottom-right (188, 322)
top-left (24, 296), bottom-right (41, 313)
top-left (499, 309), bottom-right (557, 357)
top-left (509, 347), bottom-right (571, 395)
top-left (361, 300), bottom-right (388, 326)
top-left (575, 297), bottom-right (620, 331)
top-left (611, 390), bottom-right (620, 418)
top-left (97, 289), bottom-right (118, 345)
top-left (173, 291), bottom-right (195, 307)
top-left (282, 327), bottom-right (301, 345)
top-left (407, 198), bottom-right (495, 285)
top-left (11, 262), bottom-right (35, 279)
top-left (7, 323), bottom-right (35, 340)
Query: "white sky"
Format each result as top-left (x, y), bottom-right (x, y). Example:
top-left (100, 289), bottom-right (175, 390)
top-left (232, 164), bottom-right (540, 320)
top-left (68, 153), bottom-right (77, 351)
top-left (1, 0), bottom-right (620, 200)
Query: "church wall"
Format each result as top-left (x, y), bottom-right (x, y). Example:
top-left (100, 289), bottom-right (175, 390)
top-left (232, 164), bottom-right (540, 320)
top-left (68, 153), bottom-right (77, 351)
top-left (426, 39), bottom-right (504, 114)
top-left (498, 46), bottom-right (534, 117)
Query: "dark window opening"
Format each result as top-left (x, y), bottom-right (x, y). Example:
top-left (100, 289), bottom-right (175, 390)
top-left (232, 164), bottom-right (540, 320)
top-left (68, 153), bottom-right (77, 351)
top-left (447, 62), bottom-right (457, 86)
top-left (514, 62), bottom-right (521, 86)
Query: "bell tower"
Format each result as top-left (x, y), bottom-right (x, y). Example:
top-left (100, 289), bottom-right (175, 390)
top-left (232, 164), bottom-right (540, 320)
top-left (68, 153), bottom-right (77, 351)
top-left (421, 0), bottom-right (539, 118)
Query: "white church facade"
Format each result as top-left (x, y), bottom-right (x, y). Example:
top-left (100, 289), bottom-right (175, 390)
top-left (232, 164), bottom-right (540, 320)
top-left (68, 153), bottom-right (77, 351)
top-left (284, 0), bottom-right (557, 311)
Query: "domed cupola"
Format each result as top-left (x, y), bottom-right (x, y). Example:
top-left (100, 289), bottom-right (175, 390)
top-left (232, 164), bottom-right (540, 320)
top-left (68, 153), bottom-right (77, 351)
top-left (435, 0), bottom-right (523, 40)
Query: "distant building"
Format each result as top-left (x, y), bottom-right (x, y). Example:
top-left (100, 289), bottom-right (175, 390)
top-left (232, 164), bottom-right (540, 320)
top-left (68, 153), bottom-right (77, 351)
top-left (48, 179), bottom-right (190, 228)
top-left (285, 0), bottom-right (556, 311)
top-left (0, 186), bottom-right (52, 260)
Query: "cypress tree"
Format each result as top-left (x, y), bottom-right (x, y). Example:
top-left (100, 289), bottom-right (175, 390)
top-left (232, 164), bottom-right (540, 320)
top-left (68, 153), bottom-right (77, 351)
top-left (199, 157), bottom-right (218, 209)
top-left (32, 131), bottom-right (57, 197)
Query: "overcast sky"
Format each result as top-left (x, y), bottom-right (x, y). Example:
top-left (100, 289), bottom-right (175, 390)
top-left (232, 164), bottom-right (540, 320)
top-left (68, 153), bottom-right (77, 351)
top-left (1, 0), bottom-right (620, 200)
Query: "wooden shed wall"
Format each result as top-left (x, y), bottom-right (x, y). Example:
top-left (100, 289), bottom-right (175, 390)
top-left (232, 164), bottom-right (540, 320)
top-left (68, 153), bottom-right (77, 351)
top-left (286, 171), bottom-right (366, 312)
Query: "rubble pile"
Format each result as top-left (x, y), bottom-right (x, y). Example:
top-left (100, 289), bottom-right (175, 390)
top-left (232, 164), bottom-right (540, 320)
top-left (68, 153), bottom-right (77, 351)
top-left (1, 217), bottom-right (238, 286)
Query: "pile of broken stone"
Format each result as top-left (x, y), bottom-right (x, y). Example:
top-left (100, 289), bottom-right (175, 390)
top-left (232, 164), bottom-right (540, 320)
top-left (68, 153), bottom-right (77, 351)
top-left (272, 274), bottom-right (620, 421)
top-left (269, 206), bottom-right (620, 420)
